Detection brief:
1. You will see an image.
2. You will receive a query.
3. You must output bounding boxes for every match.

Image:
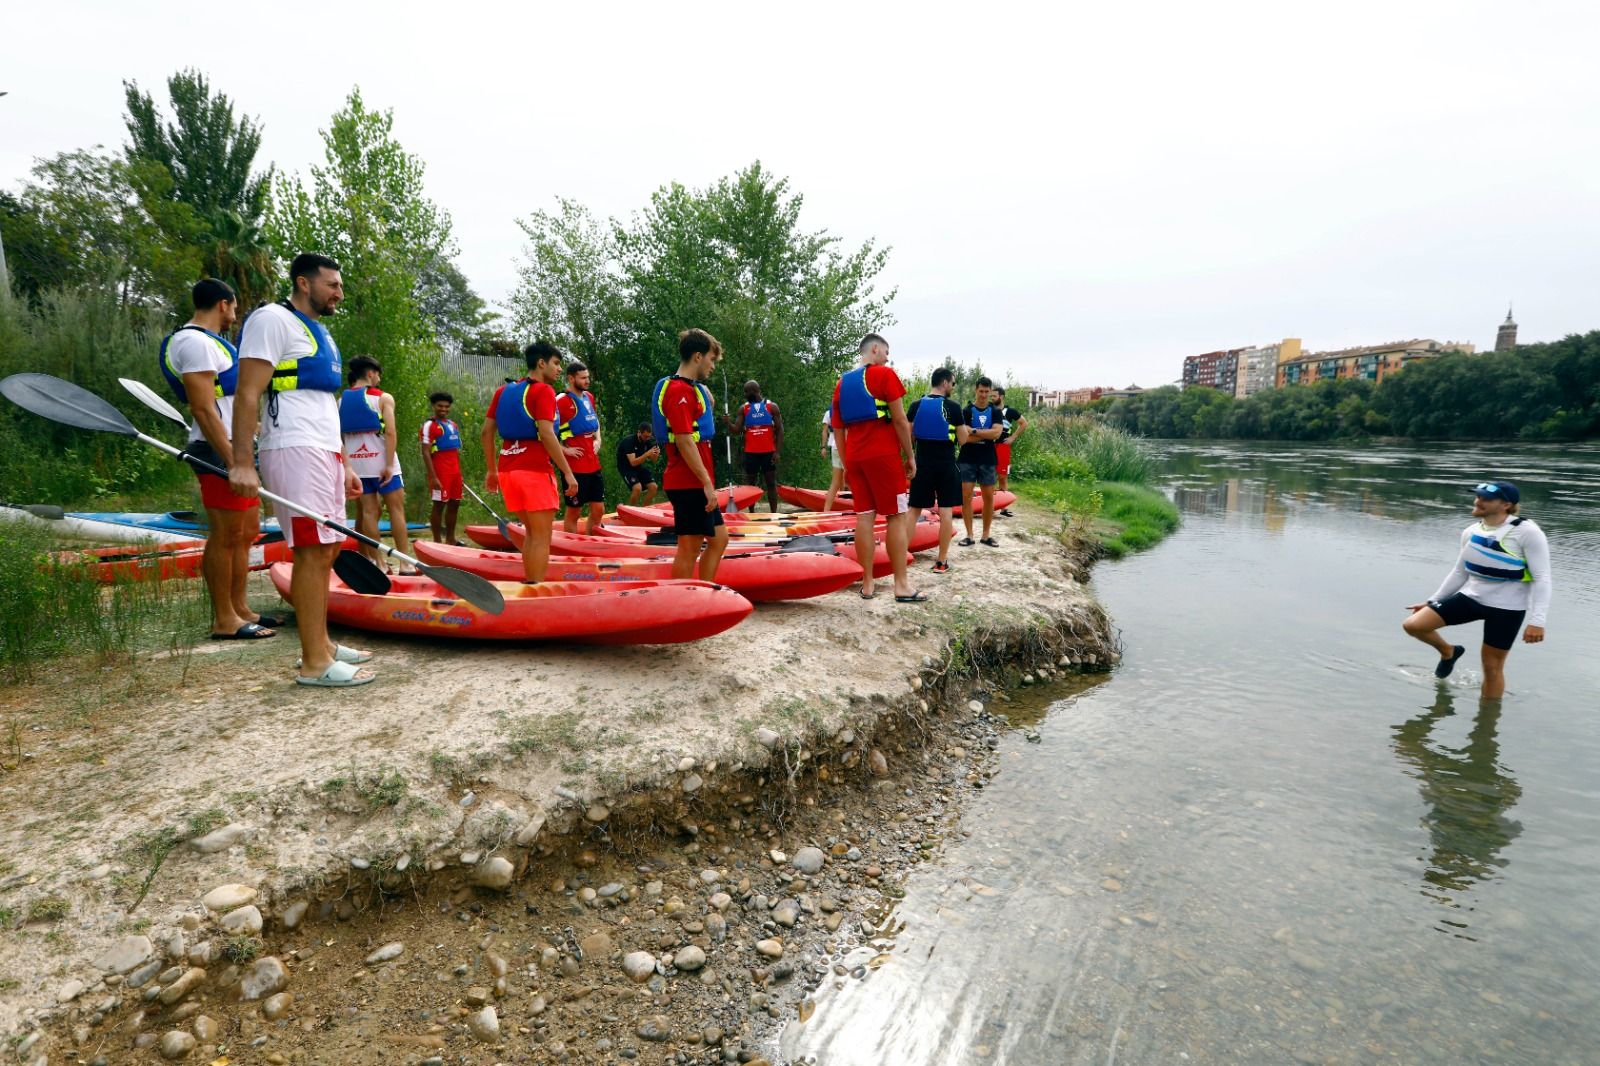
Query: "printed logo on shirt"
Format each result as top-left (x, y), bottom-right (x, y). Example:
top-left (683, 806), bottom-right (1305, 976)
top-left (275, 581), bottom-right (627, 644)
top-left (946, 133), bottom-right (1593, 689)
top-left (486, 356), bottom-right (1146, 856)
top-left (350, 443), bottom-right (381, 460)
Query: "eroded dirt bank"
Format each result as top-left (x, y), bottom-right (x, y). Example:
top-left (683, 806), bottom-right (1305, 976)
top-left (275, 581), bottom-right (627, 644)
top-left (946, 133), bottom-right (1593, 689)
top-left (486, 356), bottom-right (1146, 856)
top-left (1, 505), bottom-right (1113, 1063)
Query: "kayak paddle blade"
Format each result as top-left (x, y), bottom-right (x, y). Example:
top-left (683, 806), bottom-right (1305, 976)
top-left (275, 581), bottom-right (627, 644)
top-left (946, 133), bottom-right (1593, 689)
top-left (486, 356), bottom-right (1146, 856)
top-left (333, 550), bottom-right (393, 595)
top-left (779, 535), bottom-right (838, 555)
top-left (119, 377), bottom-right (189, 428)
top-left (0, 374), bottom-right (138, 437)
top-left (419, 564), bottom-right (507, 615)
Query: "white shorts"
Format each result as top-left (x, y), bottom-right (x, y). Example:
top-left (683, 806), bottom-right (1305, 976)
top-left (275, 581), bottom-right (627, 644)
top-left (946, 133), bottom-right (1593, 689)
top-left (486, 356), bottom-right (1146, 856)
top-left (830, 447), bottom-right (844, 472)
top-left (259, 447), bottom-right (347, 548)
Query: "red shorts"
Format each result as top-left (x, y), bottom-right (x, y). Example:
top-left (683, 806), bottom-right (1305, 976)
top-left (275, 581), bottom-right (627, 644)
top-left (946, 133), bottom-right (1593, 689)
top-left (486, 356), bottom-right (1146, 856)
top-left (431, 455), bottom-right (463, 502)
top-left (197, 471), bottom-right (258, 512)
top-left (845, 454), bottom-right (909, 517)
top-left (501, 468), bottom-right (558, 514)
top-left (996, 442), bottom-right (1012, 477)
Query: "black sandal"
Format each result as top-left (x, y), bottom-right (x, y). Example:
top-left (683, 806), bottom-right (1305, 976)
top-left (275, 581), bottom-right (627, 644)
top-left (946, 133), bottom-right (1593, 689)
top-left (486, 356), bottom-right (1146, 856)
top-left (980, 537), bottom-right (1000, 547)
top-left (958, 537), bottom-right (976, 547)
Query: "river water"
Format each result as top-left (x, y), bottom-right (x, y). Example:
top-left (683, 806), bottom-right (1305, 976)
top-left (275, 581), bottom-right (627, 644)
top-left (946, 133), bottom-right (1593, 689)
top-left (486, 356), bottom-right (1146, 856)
top-left (781, 441), bottom-right (1600, 1066)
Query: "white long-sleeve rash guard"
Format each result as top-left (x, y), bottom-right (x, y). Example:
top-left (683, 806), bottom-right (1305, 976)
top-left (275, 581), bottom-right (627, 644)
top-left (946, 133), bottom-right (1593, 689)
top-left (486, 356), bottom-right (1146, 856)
top-left (1430, 517), bottom-right (1553, 627)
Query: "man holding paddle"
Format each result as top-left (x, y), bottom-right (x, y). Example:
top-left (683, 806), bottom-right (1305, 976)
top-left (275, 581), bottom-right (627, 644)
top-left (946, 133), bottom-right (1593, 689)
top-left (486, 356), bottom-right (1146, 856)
top-left (483, 341), bottom-right (579, 583)
top-left (230, 253), bottom-right (375, 688)
top-left (157, 277), bottom-right (279, 641)
top-left (653, 329), bottom-right (729, 581)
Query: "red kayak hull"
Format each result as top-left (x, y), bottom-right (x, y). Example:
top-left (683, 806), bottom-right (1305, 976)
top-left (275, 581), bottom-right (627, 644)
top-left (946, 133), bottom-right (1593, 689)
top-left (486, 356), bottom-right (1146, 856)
top-left (614, 502), bottom-right (860, 533)
top-left (778, 484), bottom-right (1016, 515)
top-left (413, 541), bottom-right (862, 602)
top-left (268, 563), bottom-right (751, 644)
top-left (542, 528), bottom-right (906, 578)
top-left (597, 518), bottom-right (943, 554)
top-left (53, 537), bottom-right (298, 584)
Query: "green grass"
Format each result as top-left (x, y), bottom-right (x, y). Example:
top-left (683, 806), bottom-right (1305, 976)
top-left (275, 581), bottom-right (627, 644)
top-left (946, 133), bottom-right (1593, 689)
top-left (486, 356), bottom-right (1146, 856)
top-left (1093, 482), bottom-right (1180, 557)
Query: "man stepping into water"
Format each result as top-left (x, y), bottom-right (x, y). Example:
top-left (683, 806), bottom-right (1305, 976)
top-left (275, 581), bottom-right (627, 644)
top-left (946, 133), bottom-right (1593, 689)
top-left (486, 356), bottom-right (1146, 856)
top-left (993, 385), bottom-right (1026, 516)
top-left (906, 367), bottom-right (969, 573)
top-left (616, 423), bottom-right (662, 506)
top-left (419, 391), bottom-right (464, 544)
top-left (557, 361), bottom-right (606, 535)
top-left (653, 329), bottom-right (728, 582)
top-left (833, 332), bottom-right (923, 602)
top-left (231, 253), bottom-right (374, 686)
top-left (732, 380), bottom-right (783, 512)
top-left (1403, 480), bottom-right (1551, 699)
top-left (158, 278), bottom-right (278, 641)
top-left (483, 342), bottom-right (578, 583)
top-left (957, 376), bottom-right (1004, 547)
top-left (339, 356), bottom-right (417, 573)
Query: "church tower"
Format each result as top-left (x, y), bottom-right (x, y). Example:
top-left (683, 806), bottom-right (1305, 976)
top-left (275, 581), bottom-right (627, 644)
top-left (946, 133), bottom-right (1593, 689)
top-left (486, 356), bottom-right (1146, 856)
top-left (1495, 305), bottom-right (1518, 352)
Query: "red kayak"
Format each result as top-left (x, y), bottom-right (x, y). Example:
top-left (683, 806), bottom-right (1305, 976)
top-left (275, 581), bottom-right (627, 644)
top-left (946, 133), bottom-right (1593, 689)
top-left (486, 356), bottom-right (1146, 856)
top-left (413, 541), bottom-right (863, 602)
top-left (598, 517), bottom-right (945, 554)
top-left (464, 485), bottom-right (764, 549)
top-left (541, 527), bottom-right (907, 578)
top-left (268, 563), bottom-right (751, 645)
top-left (615, 503), bottom-right (860, 533)
top-left (778, 484), bottom-right (1017, 515)
top-left (54, 538), bottom-right (297, 584)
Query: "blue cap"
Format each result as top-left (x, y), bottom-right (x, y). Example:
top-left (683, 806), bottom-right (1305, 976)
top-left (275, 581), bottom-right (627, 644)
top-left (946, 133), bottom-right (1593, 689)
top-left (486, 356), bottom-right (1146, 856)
top-left (1473, 480), bottom-right (1520, 504)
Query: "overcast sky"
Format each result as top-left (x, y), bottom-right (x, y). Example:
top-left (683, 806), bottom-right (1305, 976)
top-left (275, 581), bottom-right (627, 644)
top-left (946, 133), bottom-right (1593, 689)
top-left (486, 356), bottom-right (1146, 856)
top-left (5, 1), bottom-right (1596, 389)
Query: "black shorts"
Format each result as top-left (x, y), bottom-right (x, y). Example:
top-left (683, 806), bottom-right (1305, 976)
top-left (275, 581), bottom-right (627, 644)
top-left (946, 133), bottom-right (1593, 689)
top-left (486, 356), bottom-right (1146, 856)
top-left (1428, 592), bottom-right (1526, 651)
top-left (743, 452), bottom-right (775, 477)
top-left (566, 471), bottom-right (605, 506)
top-left (666, 488), bottom-right (726, 538)
top-left (619, 465), bottom-right (658, 488)
top-left (909, 462), bottom-right (962, 510)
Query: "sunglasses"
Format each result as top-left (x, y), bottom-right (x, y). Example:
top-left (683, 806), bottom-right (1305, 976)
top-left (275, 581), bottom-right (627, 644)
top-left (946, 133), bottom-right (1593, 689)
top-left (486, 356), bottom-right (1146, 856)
top-left (1474, 483), bottom-right (1503, 496)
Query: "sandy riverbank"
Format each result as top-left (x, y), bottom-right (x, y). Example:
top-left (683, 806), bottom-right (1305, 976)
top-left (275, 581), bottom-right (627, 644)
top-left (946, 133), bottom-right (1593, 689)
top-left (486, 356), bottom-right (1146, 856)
top-left (0, 502), bottom-right (1114, 1063)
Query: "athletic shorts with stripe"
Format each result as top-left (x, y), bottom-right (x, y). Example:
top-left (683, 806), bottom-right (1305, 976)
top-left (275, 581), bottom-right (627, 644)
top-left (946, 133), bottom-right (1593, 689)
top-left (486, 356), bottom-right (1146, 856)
top-left (845, 454), bottom-right (909, 517)
top-left (259, 447), bottom-right (346, 548)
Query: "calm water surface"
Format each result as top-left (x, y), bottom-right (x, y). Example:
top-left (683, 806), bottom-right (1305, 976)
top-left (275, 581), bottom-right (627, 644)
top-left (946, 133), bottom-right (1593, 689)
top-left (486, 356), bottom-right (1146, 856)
top-left (782, 441), bottom-right (1600, 1066)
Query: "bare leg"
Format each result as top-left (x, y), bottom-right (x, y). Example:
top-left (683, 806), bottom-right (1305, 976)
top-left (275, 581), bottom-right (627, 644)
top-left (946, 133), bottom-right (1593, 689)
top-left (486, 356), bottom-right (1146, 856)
top-left (519, 510), bottom-right (555, 582)
top-left (202, 506), bottom-right (250, 634)
top-left (981, 484), bottom-right (996, 540)
top-left (824, 467), bottom-right (845, 512)
top-left (854, 511), bottom-right (877, 595)
top-left (443, 501), bottom-right (460, 544)
top-left (962, 482), bottom-right (976, 540)
top-left (383, 487), bottom-right (414, 566)
top-left (673, 534), bottom-right (705, 580)
top-left (1480, 644), bottom-right (1510, 699)
top-left (936, 506), bottom-right (954, 564)
top-left (356, 492), bottom-right (383, 567)
top-left (700, 525), bottom-right (729, 582)
top-left (232, 508), bottom-right (261, 623)
top-left (889, 509), bottom-right (914, 598)
top-left (563, 502), bottom-right (580, 534)
top-left (628, 482), bottom-right (642, 506)
top-left (1402, 606), bottom-right (1457, 658)
top-left (292, 542), bottom-right (368, 678)
top-left (585, 502), bottom-right (603, 536)
top-left (642, 483), bottom-right (658, 506)
top-left (764, 468), bottom-right (779, 513)
top-left (429, 500), bottom-right (444, 542)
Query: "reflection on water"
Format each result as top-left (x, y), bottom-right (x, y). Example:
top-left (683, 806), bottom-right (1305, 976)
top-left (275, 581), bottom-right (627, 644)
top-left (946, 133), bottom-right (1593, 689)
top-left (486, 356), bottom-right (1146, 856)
top-left (1394, 689), bottom-right (1522, 916)
top-left (781, 441), bottom-right (1600, 1066)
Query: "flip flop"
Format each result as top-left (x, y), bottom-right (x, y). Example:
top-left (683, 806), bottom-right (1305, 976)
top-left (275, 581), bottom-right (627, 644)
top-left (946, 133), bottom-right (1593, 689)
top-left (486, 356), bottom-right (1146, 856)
top-left (397, 567), bottom-right (421, 577)
top-left (958, 537), bottom-right (976, 547)
top-left (980, 537), bottom-right (1000, 547)
top-left (859, 587), bottom-right (876, 600)
top-left (253, 613), bottom-right (289, 629)
top-left (296, 645), bottom-right (373, 668)
top-left (211, 622), bottom-right (276, 641)
top-left (1435, 645), bottom-right (1466, 679)
top-left (295, 659), bottom-right (375, 688)
top-left (895, 591), bottom-right (930, 603)
top-left (932, 560), bottom-right (950, 573)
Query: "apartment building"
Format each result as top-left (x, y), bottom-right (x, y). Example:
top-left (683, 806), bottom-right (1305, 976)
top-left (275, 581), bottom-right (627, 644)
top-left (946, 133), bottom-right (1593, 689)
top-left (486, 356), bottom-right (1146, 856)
top-left (1276, 338), bottom-right (1475, 387)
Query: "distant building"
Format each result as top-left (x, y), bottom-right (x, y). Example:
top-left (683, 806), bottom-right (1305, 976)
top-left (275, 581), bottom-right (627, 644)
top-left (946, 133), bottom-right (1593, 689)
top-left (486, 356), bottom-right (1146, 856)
top-left (1495, 306), bottom-right (1518, 352)
top-left (1276, 338), bottom-right (1475, 387)
top-left (1066, 386), bottom-right (1105, 405)
top-left (1234, 339), bottom-right (1300, 398)
top-left (1103, 384), bottom-right (1147, 399)
top-left (1182, 349), bottom-right (1241, 392)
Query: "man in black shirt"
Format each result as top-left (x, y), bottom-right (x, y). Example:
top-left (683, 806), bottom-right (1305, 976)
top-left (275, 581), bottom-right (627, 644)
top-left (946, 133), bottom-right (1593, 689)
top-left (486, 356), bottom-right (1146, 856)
top-left (615, 423), bottom-right (662, 505)
top-left (907, 367), bottom-right (971, 572)
top-left (992, 386), bottom-right (1027, 517)
top-left (957, 377), bottom-right (1005, 546)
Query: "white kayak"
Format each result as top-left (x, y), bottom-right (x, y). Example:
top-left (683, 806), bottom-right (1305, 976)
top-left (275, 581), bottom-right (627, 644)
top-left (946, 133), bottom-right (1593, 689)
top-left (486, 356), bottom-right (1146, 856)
top-left (0, 504), bottom-right (195, 545)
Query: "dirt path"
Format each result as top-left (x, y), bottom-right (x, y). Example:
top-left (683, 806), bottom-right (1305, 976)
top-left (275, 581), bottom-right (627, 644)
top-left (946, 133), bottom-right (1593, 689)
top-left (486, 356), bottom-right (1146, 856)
top-left (0, 504), bottom-right (1108, 1061)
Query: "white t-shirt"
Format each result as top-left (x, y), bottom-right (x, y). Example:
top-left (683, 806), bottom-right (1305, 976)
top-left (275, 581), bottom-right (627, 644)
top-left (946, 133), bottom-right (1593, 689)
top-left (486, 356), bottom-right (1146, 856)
top-left (822, 408), bottom-right (837, 451)
top-left (237, 303), bottom-right (341, 452)
top-left (165, 327), bottom-right (235, 445)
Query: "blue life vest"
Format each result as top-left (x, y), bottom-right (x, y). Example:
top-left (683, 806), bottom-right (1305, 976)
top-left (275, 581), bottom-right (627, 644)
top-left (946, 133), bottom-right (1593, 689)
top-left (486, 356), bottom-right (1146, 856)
top-left (912, 395), bottom-right (956, 442)
top-left (426, 418), bottom-right (462, 453)
top-left (837, 366), bottom-right (888, 425)
top-left (235, 301), bottom-right (343, 393)
top-left (496, 379), bottom-right (544, 441)
top-left (158, 325), bottom-right (238, 405)
top-left (560, 389), bottom-right (600, 440)
top-left (1464, 518), bottom-right (1532, 582)
top-left (743, 399), bottom-right (775, 429)
top-left (339, 386), bottom-right (385, 434)
top-left (652, 376), bottom-right (716, 445)
top-left (967, 403), bottom-right (997, 433)
top-left (743, 399), bottom-right (777, 451)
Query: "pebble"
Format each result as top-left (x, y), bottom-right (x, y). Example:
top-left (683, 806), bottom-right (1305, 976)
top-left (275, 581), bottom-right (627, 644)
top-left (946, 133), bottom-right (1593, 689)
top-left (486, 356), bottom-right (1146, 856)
top-left (94, 934), bottom-right (154, 975)
top-left (365, 942), bottom-right (404, 964)
top-left (466, 1005), bottom-right (499, 1043)
top-left (698, 869), bottom-right (721, 884)
top-left (158, 967), bottom-right (207, 1006)
top-left (190, 823), bottom-right (254, 854)
top-left (474, 856), bottom-right (514, 890)
top-left (968, 700), bottom-right (985, 713)
top-left (57, 979), bottom-right (86, 1003)
top-left (585, 803), bottom-right (610, 823)
top-left (261, 992), bottom-right (294, 1020)
top-left (792, 847), bottom-right (826, 875)
top-left (127, 959), bottom-right (163, 989)
top-left (682, 773), bottom-right (704, 793)
top-left (678, 756), bottom-right (697, 771)
top-left (755, 939), bottom-right (784, 959)
top-left (754, 728), bottom-right (781, 750)
top-left (219, 905), bottom-right (263, 934)
top-left (636, 1015), bottom-right (673, 1042)
top-left (773, 903), bottom-right (799, 928)
top-left (708, 891), bottom-right (732, 911)
top-left (598, 882), bottom-right (624, 898)
top-left (580, 931), bottom-right (613, 958)
top-left (158, 1031), bottom-right (196, 1060)
top-left (201, 884), bottom-right (256, 912)
top-left (279, 900), bottom-right (308, 931)
top-left (191, 1015), bottom-right (219, 1042)
top-left (673, 945), bottom-right (706, 972)
top-left (239, 956), bottom-right (289, 1000)
top-left (868, 750), bottom-right (889, 776)
top-left (621, 951), bottom-right (656, 983)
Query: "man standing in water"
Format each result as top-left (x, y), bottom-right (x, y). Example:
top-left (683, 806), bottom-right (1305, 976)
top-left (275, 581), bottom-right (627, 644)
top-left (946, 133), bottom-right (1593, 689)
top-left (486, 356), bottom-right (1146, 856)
top-left (1403, 481), bottom-right (1551, 698)
top-left (231, 253), bottom-right (373, 686)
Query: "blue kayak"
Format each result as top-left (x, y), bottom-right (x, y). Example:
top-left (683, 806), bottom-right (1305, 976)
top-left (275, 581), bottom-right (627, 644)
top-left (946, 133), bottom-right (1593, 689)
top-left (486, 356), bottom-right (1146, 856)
top-left (72, 511), bottom-right (425, 538)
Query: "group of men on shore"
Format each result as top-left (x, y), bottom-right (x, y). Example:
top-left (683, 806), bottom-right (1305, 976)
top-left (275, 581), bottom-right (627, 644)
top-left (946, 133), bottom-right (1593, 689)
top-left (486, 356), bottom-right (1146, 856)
top-left (158, 253), bottom-right (1034, 686)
